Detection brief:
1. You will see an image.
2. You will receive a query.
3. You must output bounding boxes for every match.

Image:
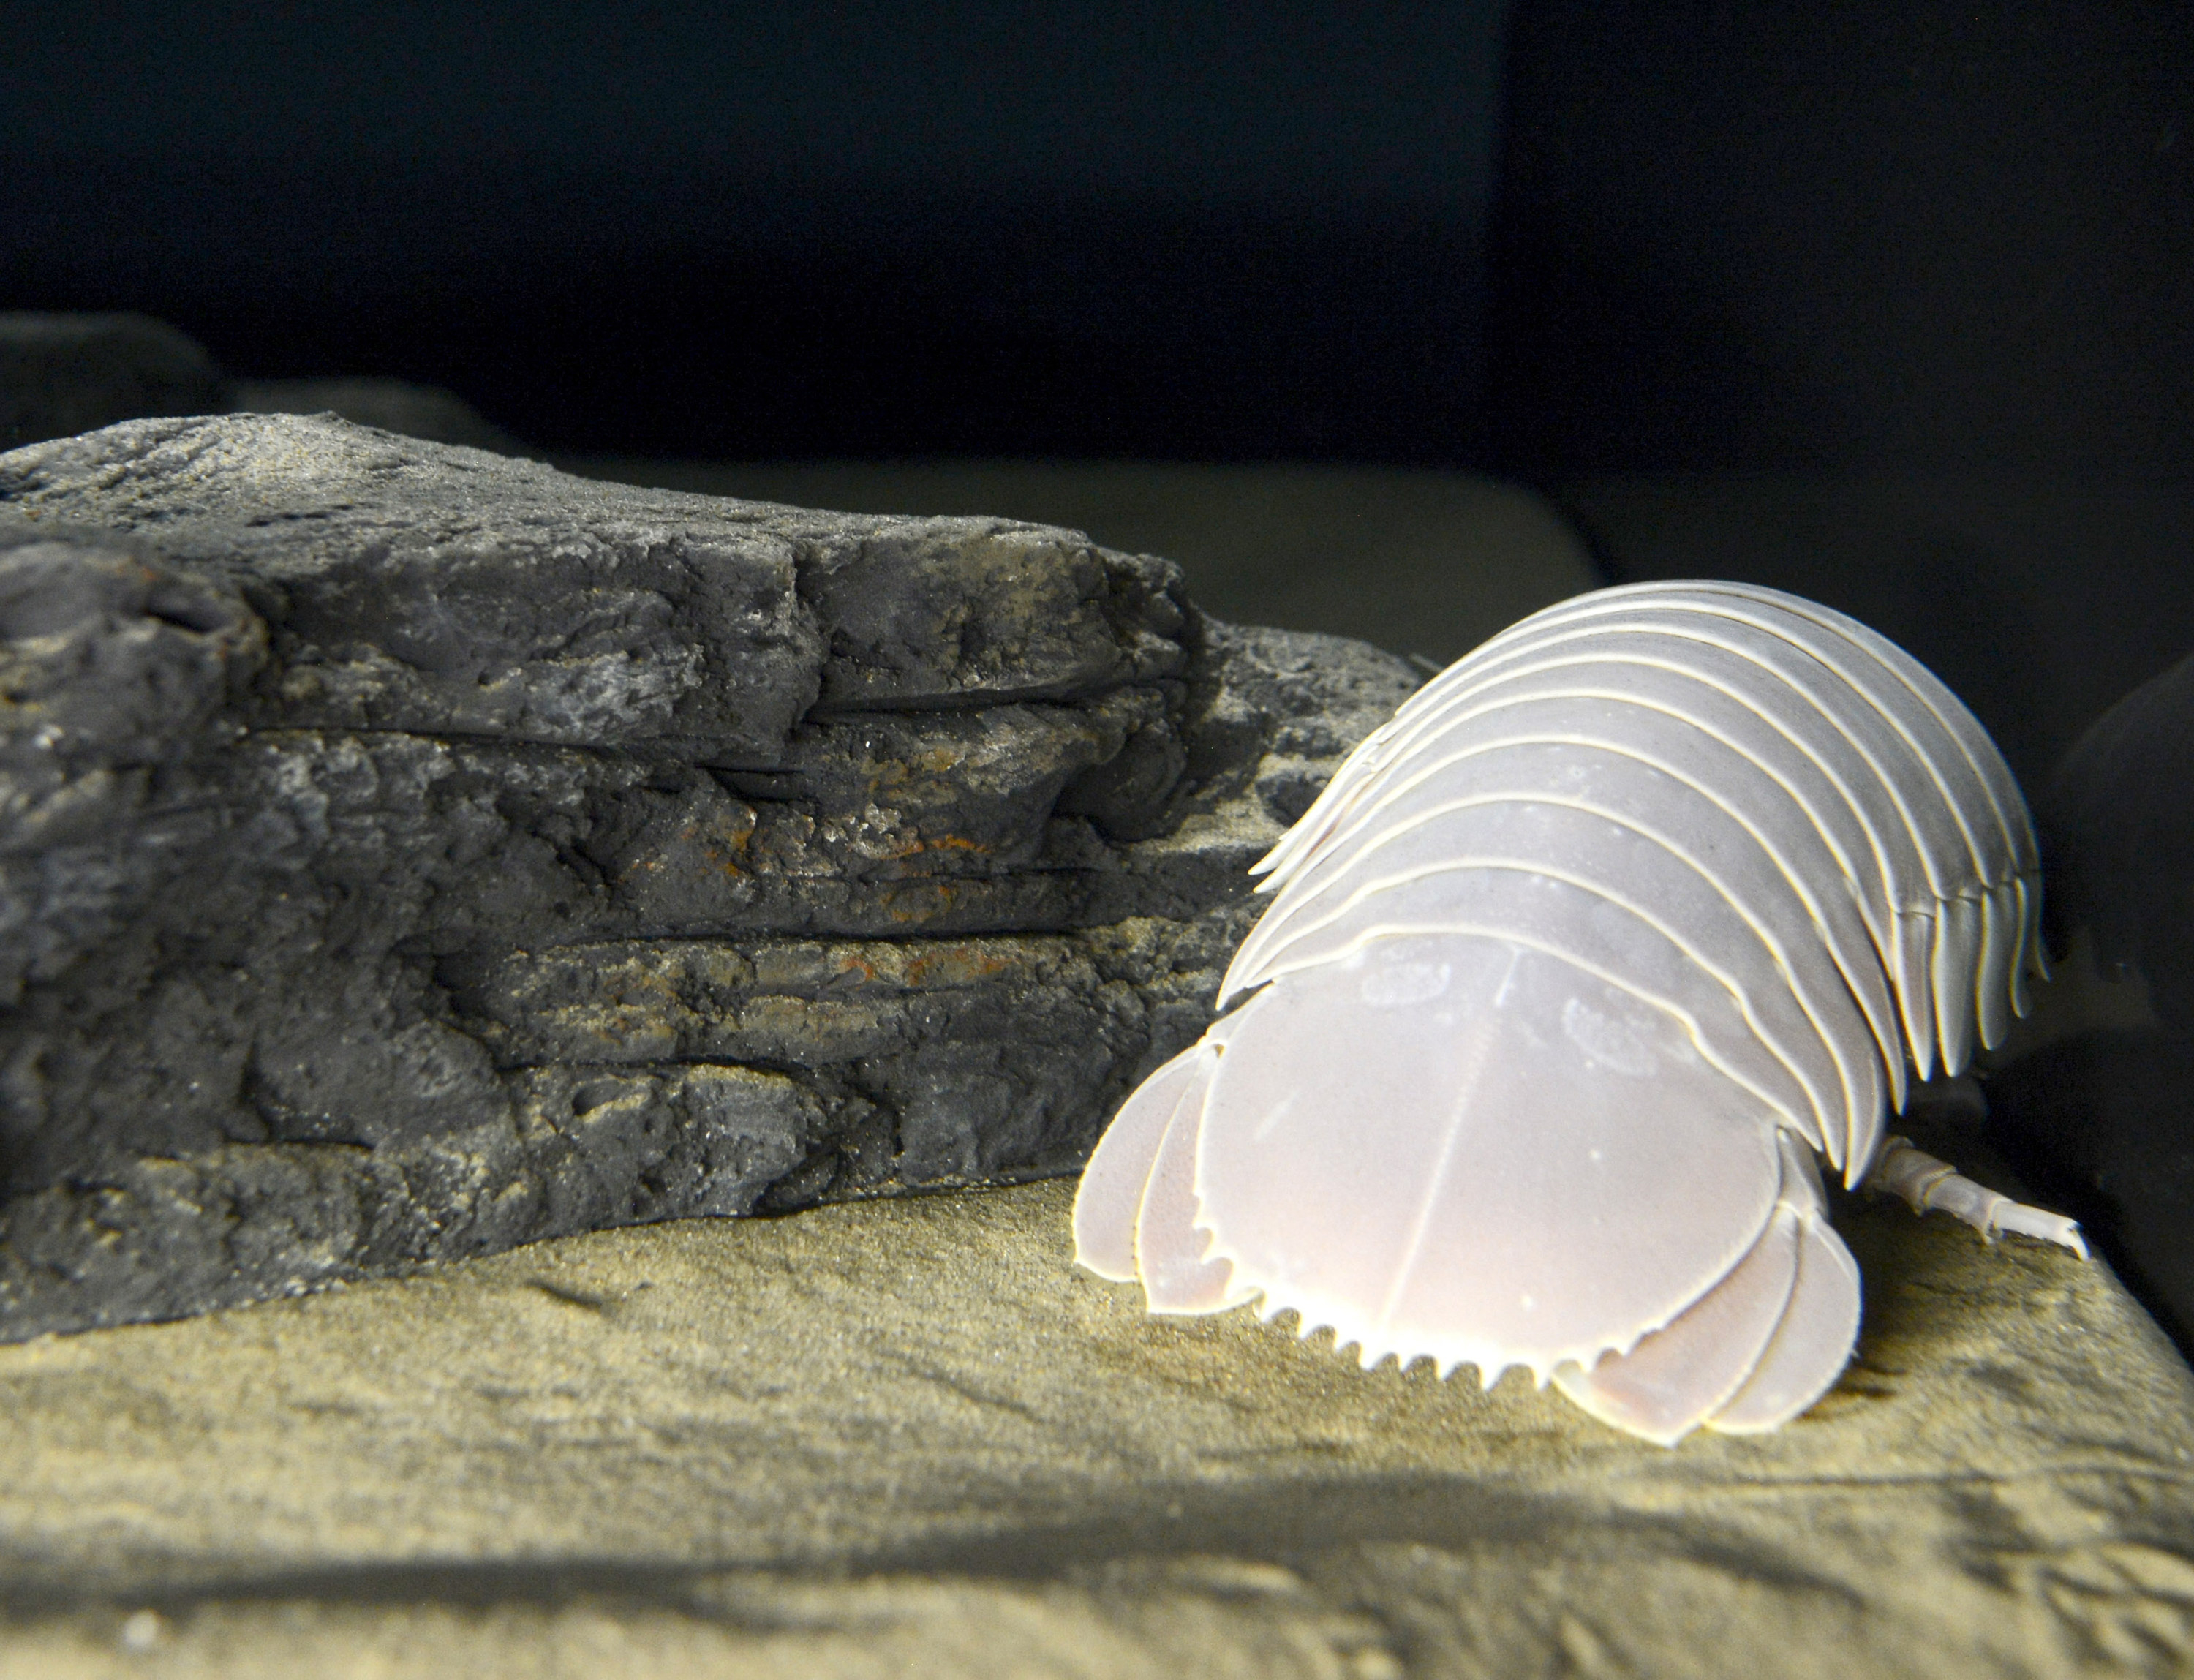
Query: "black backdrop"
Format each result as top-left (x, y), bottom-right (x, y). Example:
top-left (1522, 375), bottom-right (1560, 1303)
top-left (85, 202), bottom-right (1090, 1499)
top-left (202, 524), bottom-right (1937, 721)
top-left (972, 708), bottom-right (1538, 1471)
top-left (2, 3), bottom-right (1507, 461)
top-left (7, 2), bottom-right (2187, 474)
top-left (1485, 2), bottom-right (2194, 480)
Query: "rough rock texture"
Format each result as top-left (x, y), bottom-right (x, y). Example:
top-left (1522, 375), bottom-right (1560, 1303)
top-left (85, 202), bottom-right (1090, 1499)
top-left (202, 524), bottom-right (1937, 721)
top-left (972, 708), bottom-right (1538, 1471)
top-left (0, 1172), bottom-right (2185, 1678)
top-left (0, 413), bottom-right (1417, 1340)
top-left (0, 314), bottom-right (230, 452)
top-left (559, 457), bottom-right (1608, 671)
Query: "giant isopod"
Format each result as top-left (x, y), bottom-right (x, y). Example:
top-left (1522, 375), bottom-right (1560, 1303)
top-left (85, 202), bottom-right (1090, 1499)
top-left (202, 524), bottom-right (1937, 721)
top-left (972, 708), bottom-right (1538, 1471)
top-left (1074, 580), bottom-right (2088, 1444)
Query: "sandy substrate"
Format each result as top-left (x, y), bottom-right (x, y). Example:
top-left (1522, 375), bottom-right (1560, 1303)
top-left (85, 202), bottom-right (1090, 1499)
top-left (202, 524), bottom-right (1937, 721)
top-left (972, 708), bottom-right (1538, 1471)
top-left (1, 1170), bottom-right (2187, 1678)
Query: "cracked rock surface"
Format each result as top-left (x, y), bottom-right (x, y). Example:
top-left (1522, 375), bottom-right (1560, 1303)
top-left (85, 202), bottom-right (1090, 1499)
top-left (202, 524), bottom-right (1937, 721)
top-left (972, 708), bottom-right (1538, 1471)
top-left (0, 413), bottom-right (1417, 1338)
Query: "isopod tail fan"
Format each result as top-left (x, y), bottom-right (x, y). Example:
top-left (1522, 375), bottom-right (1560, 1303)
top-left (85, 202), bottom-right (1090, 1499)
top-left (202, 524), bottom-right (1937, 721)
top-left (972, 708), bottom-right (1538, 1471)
top-left (1082, 933), bottom-right (1835, 1411)
top-left (1552, 1132), bottom-right (1861, 1444)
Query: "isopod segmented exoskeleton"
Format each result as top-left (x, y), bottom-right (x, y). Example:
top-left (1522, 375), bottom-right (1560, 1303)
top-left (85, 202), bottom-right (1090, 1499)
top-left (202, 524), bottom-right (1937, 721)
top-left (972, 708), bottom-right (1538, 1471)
top-left (1074, 580), bottom-right (2088, 1444)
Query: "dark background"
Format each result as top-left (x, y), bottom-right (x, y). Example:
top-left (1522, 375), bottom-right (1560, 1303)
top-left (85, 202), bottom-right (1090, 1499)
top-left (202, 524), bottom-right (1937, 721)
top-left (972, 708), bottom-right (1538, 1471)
top-left (1489, 2), bottom-right (2193, 481)
top-left (7, 1), bottom-right (2183, 477)
top-left (4, 1), bottom-right (1507, 462)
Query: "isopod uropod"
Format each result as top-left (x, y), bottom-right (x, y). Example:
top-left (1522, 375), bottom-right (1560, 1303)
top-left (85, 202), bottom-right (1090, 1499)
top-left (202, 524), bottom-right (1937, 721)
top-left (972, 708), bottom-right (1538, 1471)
top-left (1074, 580), bottom-right (2087, 1444)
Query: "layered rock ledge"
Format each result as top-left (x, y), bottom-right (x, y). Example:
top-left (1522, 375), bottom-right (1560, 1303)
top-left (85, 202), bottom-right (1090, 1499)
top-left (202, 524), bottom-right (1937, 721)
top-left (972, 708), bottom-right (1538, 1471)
top-left (0, 413), bottom-right (1416, 1338)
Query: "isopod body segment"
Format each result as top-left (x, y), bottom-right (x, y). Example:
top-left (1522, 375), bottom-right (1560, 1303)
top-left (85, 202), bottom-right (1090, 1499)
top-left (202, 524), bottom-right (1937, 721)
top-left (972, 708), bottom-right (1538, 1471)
top-left (1074, 580), bottom-right (2086, 1444)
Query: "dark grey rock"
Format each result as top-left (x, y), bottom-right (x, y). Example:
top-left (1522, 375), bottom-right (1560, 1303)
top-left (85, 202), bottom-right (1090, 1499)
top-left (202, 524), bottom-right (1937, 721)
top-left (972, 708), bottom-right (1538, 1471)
top-left (0, 314), bottom-right (231, 451)
top-left (0, 413), bottom-right (1417, 1337)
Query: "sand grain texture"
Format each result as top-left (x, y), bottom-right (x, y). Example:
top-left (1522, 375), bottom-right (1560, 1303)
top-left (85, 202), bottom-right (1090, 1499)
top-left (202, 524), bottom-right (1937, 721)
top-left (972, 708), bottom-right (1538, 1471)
top-left (0, 1172), bottom-right (2187, 1677)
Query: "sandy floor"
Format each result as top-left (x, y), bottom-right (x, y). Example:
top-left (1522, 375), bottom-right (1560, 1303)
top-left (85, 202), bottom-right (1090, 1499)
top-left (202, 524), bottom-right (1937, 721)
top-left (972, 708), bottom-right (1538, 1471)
top-left (0, 1172), bottom-right (2186, 1677)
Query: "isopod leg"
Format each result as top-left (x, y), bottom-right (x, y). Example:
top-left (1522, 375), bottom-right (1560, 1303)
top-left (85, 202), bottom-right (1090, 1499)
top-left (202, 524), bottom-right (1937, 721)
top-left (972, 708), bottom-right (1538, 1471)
top-left (1864, 1136), bottom-right (2089, 1258)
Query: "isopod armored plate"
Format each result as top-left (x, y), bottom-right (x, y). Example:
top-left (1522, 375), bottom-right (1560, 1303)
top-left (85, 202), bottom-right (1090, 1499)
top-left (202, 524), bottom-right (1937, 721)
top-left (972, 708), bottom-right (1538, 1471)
top-left (1075, 581), bottom-right (2087, 1444)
